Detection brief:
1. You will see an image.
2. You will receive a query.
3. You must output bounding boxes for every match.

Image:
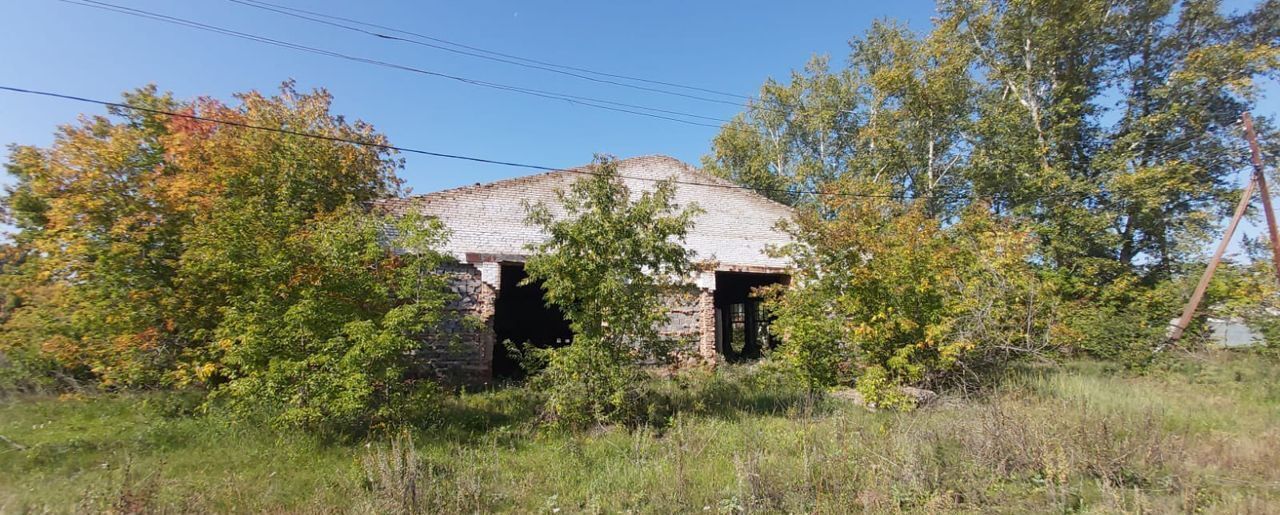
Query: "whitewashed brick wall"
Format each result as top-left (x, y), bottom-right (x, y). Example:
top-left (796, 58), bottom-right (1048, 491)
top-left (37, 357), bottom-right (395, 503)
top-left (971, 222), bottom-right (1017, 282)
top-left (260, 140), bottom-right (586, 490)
top-left (388, 155), bottom-right (794, 271)
top-left (384, 155), bottom-right (795, 381)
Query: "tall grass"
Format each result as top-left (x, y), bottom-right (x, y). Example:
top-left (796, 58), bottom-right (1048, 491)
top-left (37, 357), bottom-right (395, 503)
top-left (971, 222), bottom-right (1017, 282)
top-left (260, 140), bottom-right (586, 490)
top-left (2, 351), bottom-right (1277, 513)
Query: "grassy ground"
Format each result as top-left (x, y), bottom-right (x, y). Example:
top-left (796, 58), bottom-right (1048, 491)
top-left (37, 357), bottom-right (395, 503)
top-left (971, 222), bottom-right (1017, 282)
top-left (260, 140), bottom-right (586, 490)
top-left (2, 351), bottom-right (1278, 513)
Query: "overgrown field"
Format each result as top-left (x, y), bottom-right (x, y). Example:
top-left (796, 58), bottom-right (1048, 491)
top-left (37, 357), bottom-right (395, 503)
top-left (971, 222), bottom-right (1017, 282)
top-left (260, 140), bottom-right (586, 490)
top-left (2, 351), bottom-right (1278, 513)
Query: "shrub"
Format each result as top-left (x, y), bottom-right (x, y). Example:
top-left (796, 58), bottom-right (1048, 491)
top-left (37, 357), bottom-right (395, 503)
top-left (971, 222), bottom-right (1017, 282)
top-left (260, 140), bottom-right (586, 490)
top-left (527, 343), bottom-right (651, 428)
top-left (0, 84), bottom-right (455, 434)
top-left (1057, 254), bottom-right (1276, 369)
top-left (521, 155), bottom-right (700, 427)
top-left (760, 286), bottom-right (850, 392)
top-left (1056, 277), bottom-right (1182, 368)
top-left (211, 211), bottom-right (454, 434)
top-left (768, 199), bottom-right (1053, 403)
top-left (0, 344), bottom-right (64, 396)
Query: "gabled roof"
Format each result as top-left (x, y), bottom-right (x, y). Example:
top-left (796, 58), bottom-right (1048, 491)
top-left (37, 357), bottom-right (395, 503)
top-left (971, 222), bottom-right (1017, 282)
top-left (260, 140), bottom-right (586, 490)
top-left (387, 155), bottom-right (790, 211)
top-left (378, 155), bottom-right (794, 271)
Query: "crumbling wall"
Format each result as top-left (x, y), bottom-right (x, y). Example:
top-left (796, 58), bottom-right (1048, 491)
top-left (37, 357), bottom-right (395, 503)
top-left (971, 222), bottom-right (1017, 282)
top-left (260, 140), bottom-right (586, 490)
top-left (418, 263), bottom-right (496, 384)
top-left (390, 156), bottom-right (796, 378)
top-left (658, 285), bottom-right (712, 361)
top-left (695, 289), bottom-right (717, 360)
top-left (421, 272), bottom-right (719, 383)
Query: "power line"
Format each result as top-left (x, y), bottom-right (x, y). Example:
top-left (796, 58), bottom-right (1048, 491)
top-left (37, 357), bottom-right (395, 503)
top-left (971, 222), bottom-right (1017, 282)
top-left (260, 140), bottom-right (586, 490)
top-left (224, 0), bottom-right (749, 107)
top-left (70, 0), bottom-right (874, 140)
top-left (0, 84), bottom-right (828, 198)
top-left (69, 0), bottom-right (1257, 149)
top-left (0, 85), bottom-right (557, 172)
top-left (223, 0), bottom-right (750, 101)
top-left (58, 0), bottom-right (757, 132)
top-left (0, 84), bottom-right (947, 200)
top-left (224, 0), bottom-right (865, 119)
top-left (62, 0), bottom-right (853, 135)
top-left (0, 85), bottom-right (1250, 203)
top-left (102, 0), bottom-right (1273, 144)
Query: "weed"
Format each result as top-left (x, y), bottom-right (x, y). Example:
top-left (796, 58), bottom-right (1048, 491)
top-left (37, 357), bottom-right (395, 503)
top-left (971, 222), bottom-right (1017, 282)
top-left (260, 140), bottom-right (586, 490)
top-left (1, 353), bottom-right (1277, 512)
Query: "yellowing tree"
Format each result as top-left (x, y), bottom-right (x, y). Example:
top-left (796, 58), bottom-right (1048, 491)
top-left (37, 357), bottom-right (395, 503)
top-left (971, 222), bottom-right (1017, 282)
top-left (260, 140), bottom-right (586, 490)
top-left (2, 83), bottom-right (454, 434)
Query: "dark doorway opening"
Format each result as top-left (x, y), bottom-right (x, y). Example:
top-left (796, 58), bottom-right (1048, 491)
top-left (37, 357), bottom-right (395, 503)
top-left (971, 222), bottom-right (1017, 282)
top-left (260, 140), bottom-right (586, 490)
top-left (492, 263), bottom-right (573, 380)
top-left (714, 272), bottom-right (788, 362)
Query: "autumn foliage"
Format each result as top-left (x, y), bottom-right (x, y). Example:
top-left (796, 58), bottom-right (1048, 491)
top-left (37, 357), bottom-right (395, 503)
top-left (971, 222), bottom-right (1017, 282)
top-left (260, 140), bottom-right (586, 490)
top-left (1, 83), bottom-right (453, 432)
top-left (766, 186), bottom-right (1053, 405)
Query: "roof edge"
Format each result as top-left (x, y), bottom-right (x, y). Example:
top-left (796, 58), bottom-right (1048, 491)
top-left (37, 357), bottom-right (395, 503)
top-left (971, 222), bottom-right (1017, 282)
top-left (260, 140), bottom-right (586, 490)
top-left (384, 154), bottom-right (794, 212)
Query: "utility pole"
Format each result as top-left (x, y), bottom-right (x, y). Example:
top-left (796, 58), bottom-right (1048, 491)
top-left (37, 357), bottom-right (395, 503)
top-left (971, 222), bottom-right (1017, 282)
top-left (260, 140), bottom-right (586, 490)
top-left (1169, 177), bottom-right (1256, 342)
top-left (1242, 111), bottom-right (1280, 284)
top-left (1169, 111), bottom-right (1278, 342)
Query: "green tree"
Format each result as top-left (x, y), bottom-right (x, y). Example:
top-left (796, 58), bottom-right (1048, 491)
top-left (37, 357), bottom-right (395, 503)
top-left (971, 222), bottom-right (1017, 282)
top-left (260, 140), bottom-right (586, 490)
top-left (702, 56), bottom-right (861, 206)
top-left (1, 83), bottom-right (455, 432)
top-left (522, 156), bottom-right (700, 426)
top-left (213, 210), bottom-right (454, 433)
top-left (951, 0), bottom-right (1279, 362)
top-left (711, 0), bottom-right (1277, 283)
top-left (949, 0), bottom-right (1279, 287)
top-left (767, 188), bottom-right (1049, 405)
top-left (1, 87), bottom-right (189, 387)
top-left (703, 19), bottom-right (977, 214)
top-left (708, 0), bottom-right (1280, 372)
top-left (947, 0), bottom-right (1116, 287)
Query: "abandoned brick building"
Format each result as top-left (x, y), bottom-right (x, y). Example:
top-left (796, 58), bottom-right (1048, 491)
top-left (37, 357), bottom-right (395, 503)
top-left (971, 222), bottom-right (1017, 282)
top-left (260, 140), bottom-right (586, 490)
top-left (389, 155), bottom-right (794, 382)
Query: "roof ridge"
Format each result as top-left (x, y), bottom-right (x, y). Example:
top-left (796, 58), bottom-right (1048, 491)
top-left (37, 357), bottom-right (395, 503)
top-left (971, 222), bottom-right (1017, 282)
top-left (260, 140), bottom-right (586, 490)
top-left (395, 155), bottom-right (672, 200)
top-left (655, 157), bottom-right (794, 210)
top-left (387, 154), bottom-right (793, 212)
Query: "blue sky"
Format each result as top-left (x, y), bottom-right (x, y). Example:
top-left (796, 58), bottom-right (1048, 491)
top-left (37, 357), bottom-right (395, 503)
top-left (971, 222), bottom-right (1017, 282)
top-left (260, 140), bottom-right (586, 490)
top-left (0, 0), bottom-right (1274, 253)
top-left (1, 0), bottom-right (940, 192)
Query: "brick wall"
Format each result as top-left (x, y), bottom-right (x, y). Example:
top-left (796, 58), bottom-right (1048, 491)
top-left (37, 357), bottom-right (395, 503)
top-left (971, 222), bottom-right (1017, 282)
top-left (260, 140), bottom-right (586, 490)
top-left (385, 155), bottom-right (794, 270)
top-left (417, 263), bottom-right (496, 384)
top-left (658, 286), bottom-right (704, 357)
top-left (389, 156), bottom-right (794, 382)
